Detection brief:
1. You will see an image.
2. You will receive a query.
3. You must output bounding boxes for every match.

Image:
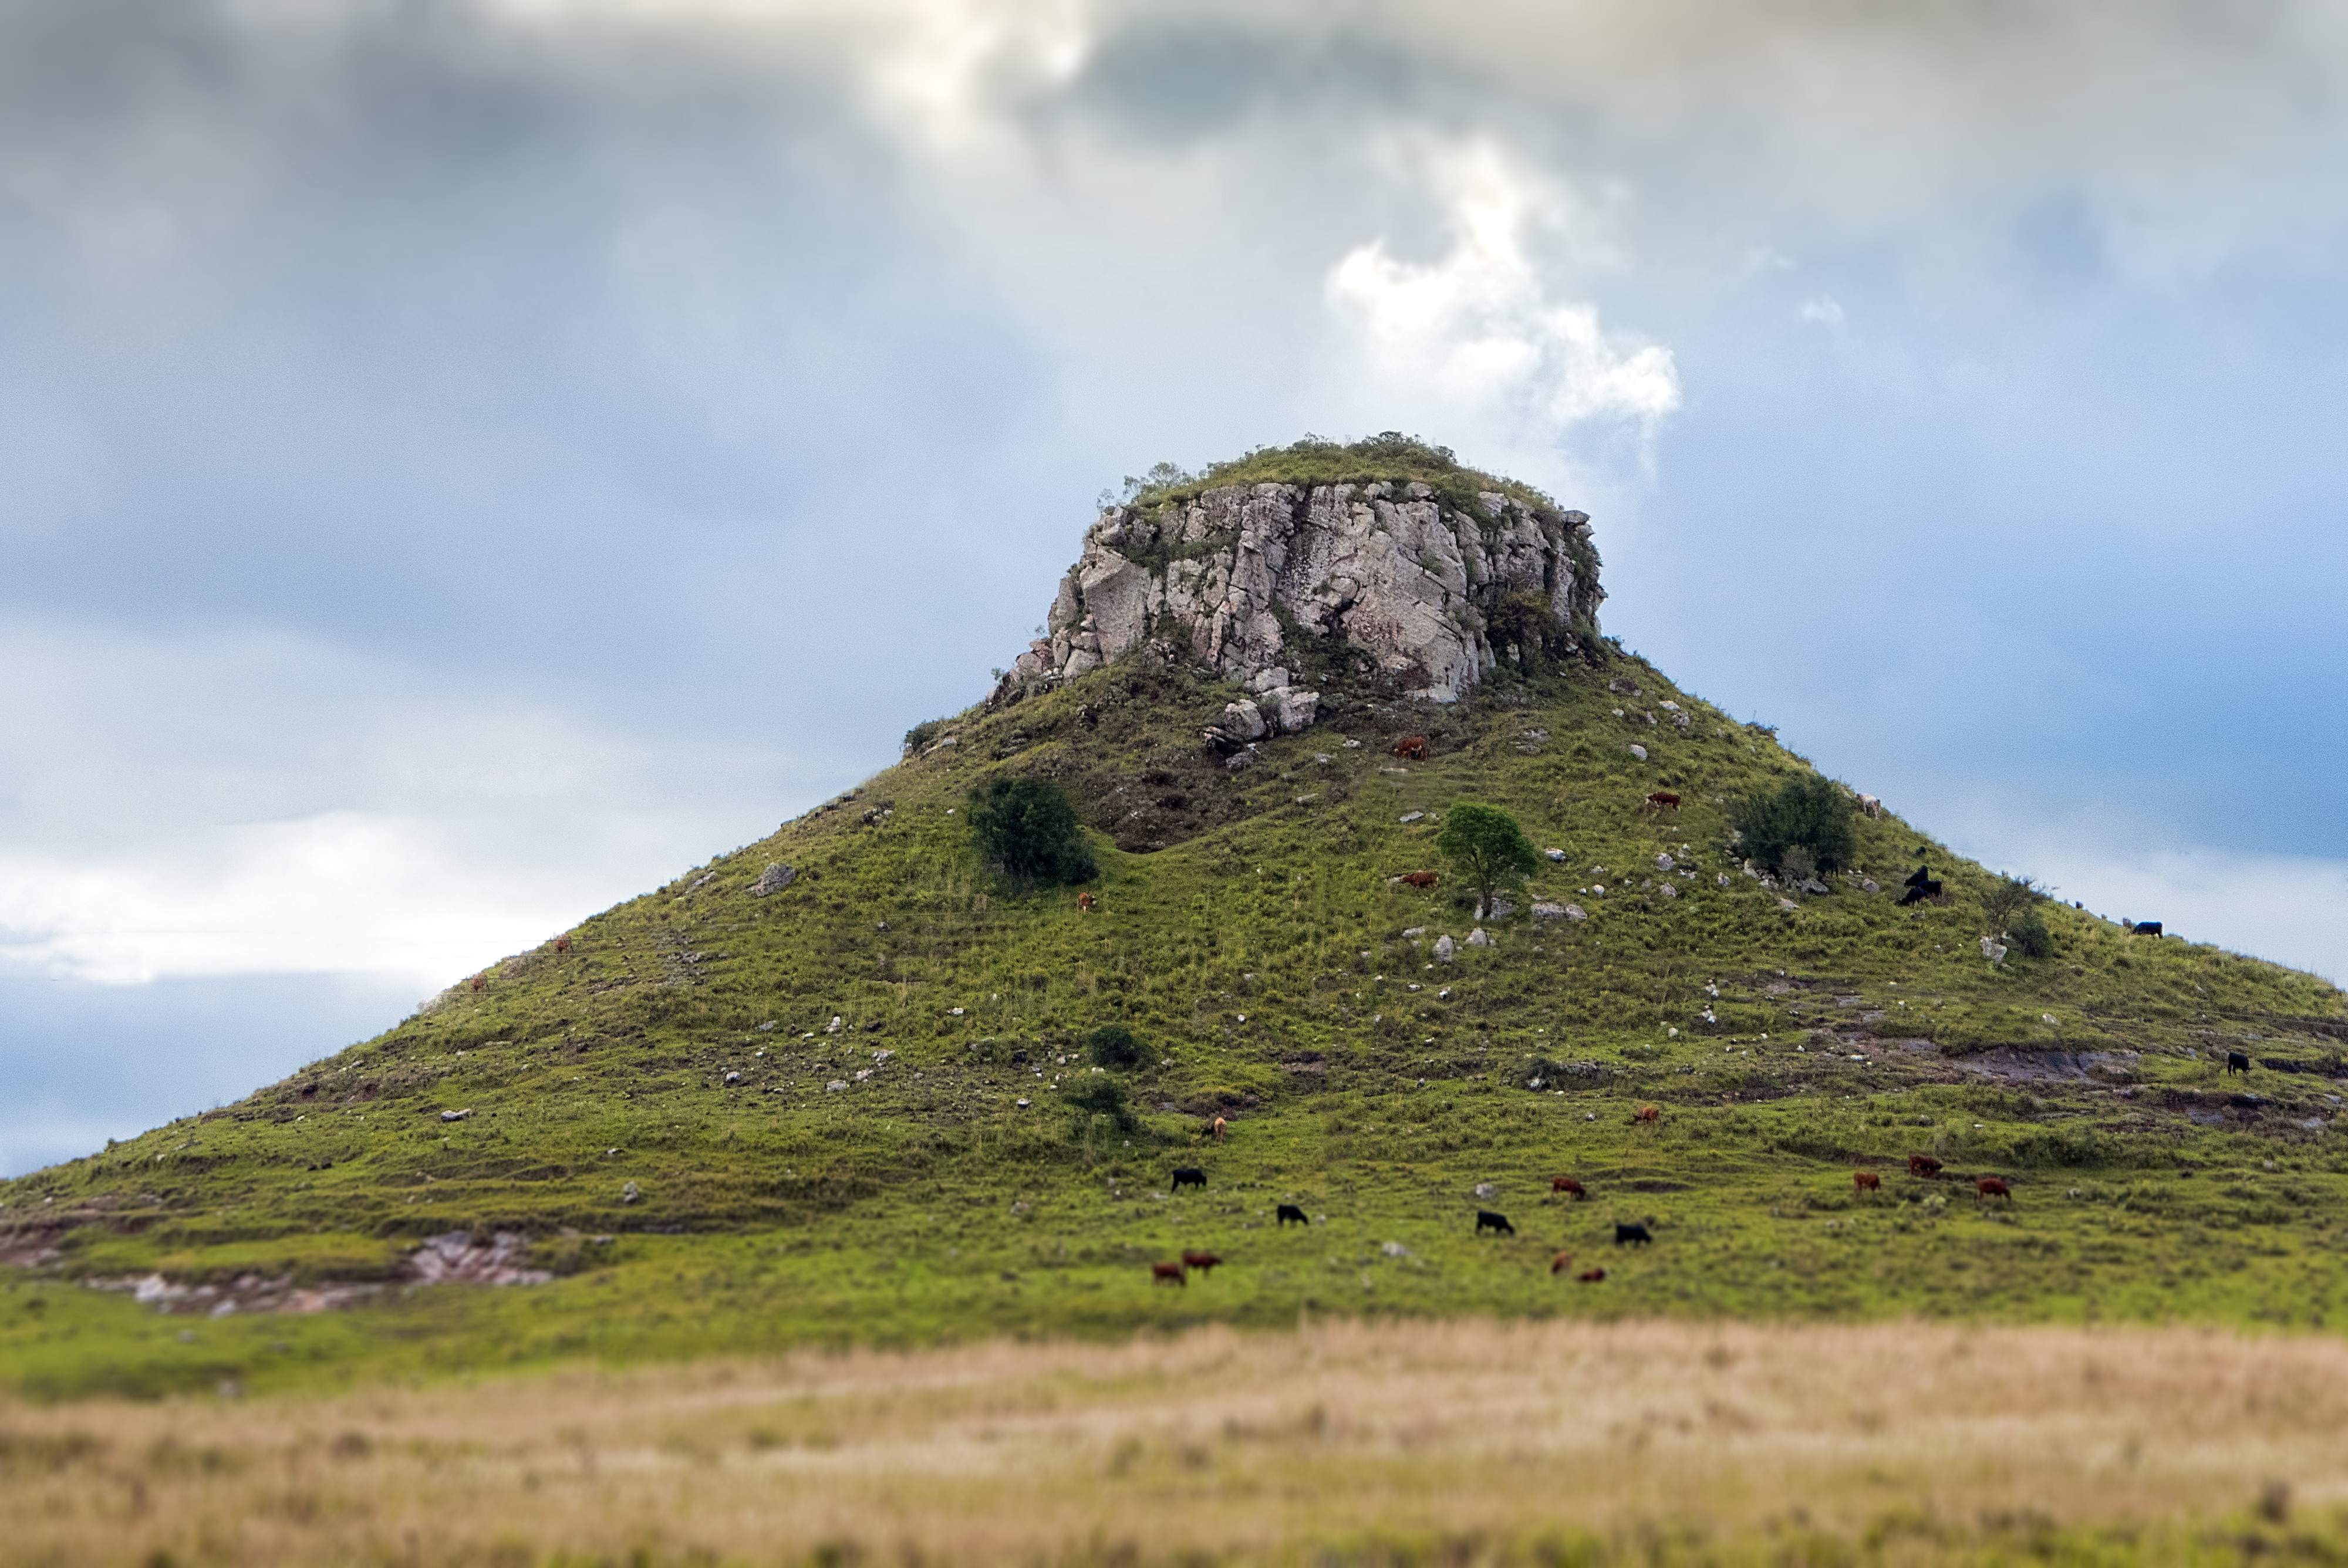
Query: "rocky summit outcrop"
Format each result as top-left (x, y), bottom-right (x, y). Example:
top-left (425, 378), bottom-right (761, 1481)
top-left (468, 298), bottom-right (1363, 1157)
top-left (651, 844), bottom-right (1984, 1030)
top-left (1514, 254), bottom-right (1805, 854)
top-left (997, 481), bottom-right (1600, 722)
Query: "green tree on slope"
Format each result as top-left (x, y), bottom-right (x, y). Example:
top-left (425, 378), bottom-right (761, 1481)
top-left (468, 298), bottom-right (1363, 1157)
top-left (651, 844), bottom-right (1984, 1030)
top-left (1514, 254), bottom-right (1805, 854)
top-left (966, 776), bottom-right (1098, 887)
top-left (1436, 803), bottom-right (1541, 919)
top-left (1729, 776), bottom-right (1857, 876)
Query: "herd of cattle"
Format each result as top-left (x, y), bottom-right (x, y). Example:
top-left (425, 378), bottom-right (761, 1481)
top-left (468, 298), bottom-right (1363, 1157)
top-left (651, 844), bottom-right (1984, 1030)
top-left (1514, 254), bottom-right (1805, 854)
top-left (1144, 1116), bottom-right (2039, 1289)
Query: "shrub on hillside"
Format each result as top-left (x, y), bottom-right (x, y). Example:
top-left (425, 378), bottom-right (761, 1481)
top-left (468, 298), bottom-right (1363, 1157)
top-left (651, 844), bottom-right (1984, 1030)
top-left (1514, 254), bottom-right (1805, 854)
top-left (2008, 909), bottom-right (2057, 959)
top-left (1064, 1076), bottom-right (1138, 1137)
top-left (1085, 1024), bottom-right (1146, 1071)
top-left (1981, 874), bottom-right (2044, 933)
top-left (1728, 776), bottom-right (1856, 874)
top-left (965, 776), bottom-right (1098, 887)
top-left (902, 718), bottom-right (945, 755)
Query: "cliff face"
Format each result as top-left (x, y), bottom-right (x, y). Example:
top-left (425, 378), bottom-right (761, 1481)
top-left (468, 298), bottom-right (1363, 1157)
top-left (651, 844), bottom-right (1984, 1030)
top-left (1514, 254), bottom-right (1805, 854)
top-left (1002, 481), bottom-right (1601, 715)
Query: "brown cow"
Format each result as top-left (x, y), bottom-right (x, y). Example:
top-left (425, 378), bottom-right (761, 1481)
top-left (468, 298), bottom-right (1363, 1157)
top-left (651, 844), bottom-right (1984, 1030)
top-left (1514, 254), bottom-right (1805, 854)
top-left (468, 974), bottom-right (487, 993)
top-left (1854, 1171), bottom-right (1881, 1195)
top-left (554, 934), bottom-right (572, 954)
top-left (1151, 1261), bottom-right (1186, 1287)
top-left (1552, 1176), bottom-right (1587, 1199)
top-left (1908, 1154), bottom-right (1943, 1178)
top-left (1634, 1104), bottom-right (1661, 1124)
top-left (1394, 736), bottom-right (1431, 761)
top-left (1644, 791), bottom-right (1682, 813)
top-left (1578, 1267), bottom-right (1607, 1283)
top-left (1976, 1177), bottom-right (2013, 1202)
top-left (1550, 1251), bottom-right (1574, 1275)
top-left (1076, 891), bottom-right (1096, 913)
top-left (1211, 1116), bottom-right (1228, 1143)
top-left (1399, 871), bottom-right (1440, 890)
top-left (1181, 1251), bottom-right (1223, 1276)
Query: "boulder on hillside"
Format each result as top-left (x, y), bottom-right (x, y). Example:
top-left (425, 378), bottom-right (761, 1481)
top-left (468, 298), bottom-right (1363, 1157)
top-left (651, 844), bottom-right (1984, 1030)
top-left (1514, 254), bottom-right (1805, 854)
top-left (1004, 475), bottom-right (1600, 705)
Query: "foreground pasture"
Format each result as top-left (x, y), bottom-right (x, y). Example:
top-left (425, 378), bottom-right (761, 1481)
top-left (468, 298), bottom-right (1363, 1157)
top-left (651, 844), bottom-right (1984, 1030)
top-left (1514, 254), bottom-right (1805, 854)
top-left (6, 1319), bottom-right (2347, 1566)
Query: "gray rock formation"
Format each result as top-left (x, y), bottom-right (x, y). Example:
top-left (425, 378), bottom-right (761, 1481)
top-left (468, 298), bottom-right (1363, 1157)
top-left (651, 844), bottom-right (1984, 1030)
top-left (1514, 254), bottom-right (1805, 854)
top-left (1000, 479), bottom-right (1600, 704)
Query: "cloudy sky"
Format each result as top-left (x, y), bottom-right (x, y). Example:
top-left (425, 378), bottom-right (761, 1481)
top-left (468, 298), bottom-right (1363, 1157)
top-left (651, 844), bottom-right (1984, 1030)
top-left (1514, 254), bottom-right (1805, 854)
top-left (5, 0), bottom-right (2347, 1172)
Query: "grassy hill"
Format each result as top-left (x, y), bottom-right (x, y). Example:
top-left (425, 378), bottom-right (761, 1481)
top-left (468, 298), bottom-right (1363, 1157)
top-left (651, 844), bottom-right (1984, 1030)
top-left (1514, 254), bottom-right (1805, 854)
top-left (5, 443), bottom-right (2346, 1400)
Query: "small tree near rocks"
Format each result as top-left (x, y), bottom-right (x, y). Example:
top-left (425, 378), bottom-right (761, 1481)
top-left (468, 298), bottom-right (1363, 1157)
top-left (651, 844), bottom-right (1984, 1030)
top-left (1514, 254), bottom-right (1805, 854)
top-left (1065, 1076), bottom-right (1138, 1139)
top-left (966, 776), bottom-right (1098, 887)
top-left (1982, 874), bottom-right (2055, 958)
top-left (1728, 776), bottom-right (1857, 875)
top-left (1436, 803), bottom-right (1541, 919)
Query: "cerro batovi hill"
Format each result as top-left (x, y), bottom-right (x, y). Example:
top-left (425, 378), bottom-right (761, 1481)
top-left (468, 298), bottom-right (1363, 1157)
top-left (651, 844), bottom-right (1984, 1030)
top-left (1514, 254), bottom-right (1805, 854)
top-left (3, 434), bottom-right (2344, 1397)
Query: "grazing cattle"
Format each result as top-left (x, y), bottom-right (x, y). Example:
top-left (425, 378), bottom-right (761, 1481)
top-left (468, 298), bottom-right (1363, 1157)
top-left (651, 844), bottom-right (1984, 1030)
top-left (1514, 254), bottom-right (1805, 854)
top-left (1854, 1170), bottom-right (1881, 1195)
top-left (1897, 873), bottom-right (1944, 907)
top-left (468, 974), bottom-right (487, 993)
top-left (1644, 791), bottom-right (1682, 813)
top-left (1399, 871), bottom-right (1441, 890)
top-left (2128, 920), bottom-right (2164, 938)
top-left (1170, 1167), bottom-right (1207, 1191)
top-left (1180, 1251), bottom-right (1223, 1276)
top-left (1614, 1223), bottom-right (1654, 1246)
top-left (1077, 892), bottom-right (1096, 913)
top-left (1394, 736), bottom-right (1431, 761)
top-left (1275, 1204), bottom-right (1310, 1226)
top-left (1857, 793), bottom-right (1884, 819)
top-left (2226, 1051), bottom-right (2252, 1076)
top-left (1908, 1154), bottom-right (1943, 1178)
top-left (1475, 1210), bottom-right (1516, 1236)
top-left (1151, 1261), bottom-right (1186, 1287)
top-left (1211, 1116), bottom-right (1229, 1142)
top-left (1578, 1267), bottom-right (1607, 1283)
top-left (1634, 1104), bottom-right (1661, 1124)
top-left (1976, 1177), bottom-right (2013, 1202)
top-left (1550, 1251), bottom-right (1575, 1275)
top-left (554, 934), bottom-right (572, 954)
top-left (1553, 1176), bottom-right (1587, 1199)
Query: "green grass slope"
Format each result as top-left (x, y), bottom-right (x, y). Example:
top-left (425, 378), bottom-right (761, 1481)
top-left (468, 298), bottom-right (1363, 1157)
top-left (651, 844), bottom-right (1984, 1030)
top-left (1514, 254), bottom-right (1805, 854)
top-left (6, 458), bottom-right (2347, 1398)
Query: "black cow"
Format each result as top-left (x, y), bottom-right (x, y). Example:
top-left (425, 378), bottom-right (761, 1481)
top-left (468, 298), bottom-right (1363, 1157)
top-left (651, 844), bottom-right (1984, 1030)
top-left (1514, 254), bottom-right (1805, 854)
top-left (1170, 1168), bottom-right (1207, 1191)
top-left (1614, 1222), bottom-right (1654, 1246)
top-left (2130, 921), bottom-right (2164, 937)
top-left (1475, 1210), bottom-right (1515, 1235)
top-left (1275, 1204), bottom-right (1310, 1226)
top-left (1897, 862), bottom-right (1944, 906)
top-left (2226, 1051), bottom-right (2251, 1076)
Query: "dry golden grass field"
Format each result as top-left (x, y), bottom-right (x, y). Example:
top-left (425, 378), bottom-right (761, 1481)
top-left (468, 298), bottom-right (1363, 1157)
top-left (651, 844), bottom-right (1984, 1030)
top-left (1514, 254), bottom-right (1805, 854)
top-left (6, 1319), bottom-right (2348, 1567)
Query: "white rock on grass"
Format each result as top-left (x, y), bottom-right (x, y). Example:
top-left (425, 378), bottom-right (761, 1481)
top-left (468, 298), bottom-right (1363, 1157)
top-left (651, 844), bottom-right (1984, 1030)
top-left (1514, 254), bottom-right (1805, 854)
top-left (1434, 935), bottom-right (1456, 962)
top-left (1565, 905), bottom-right (1588, 921)
top-left (1466, 928), bottom-right (1493, 947)
top-left (752, 863), bottom-right (797, 897)
top-left (1544, 847), bottom-right (1566, 861)
top-left (1629, 744), bottom-right (1648, 761)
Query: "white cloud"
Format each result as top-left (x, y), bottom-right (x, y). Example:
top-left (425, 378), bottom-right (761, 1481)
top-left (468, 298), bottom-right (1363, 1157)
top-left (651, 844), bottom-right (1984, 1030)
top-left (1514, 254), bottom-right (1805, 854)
top-left (1325, 142), bottom-right (1679, 460)
top-left (0, 812), bottom-right (577, 989)
top-left (1945, 817), bottom-right (2348, 985)
top-left (1798, 295), bottom-right (1845, 326)
top-left (0, 620), bottom-right (815, 992)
